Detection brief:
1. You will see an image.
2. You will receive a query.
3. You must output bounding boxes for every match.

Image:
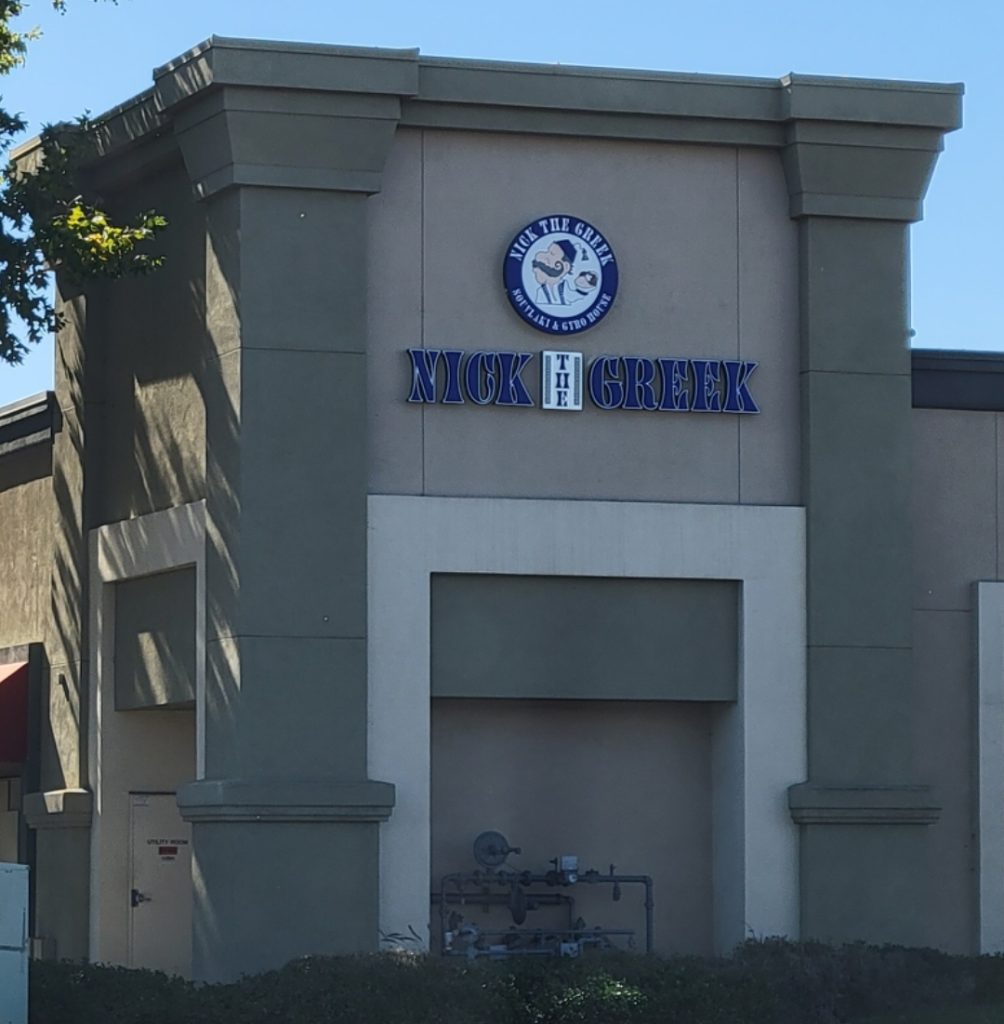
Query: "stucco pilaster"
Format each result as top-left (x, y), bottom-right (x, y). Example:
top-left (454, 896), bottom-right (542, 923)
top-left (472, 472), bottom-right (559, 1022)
top-left (26, 277), bottom-right (97, 964)
top-left (782, 76), bottom-right (960, 946)
top-left (164, 47), bottom-right (413, 981)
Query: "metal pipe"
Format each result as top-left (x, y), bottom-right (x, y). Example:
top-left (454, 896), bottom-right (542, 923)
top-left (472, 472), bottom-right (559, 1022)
top-left (435, 865), bottom-right (654, 954)
top-left (432, 892), bottom-right (574, 907)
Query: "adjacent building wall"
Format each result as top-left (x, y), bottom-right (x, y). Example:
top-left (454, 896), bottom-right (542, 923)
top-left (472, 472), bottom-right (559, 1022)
top-left (0, 447), bottom-right (53, 650)
top-left (911, 406), bottom-right (1004, 953)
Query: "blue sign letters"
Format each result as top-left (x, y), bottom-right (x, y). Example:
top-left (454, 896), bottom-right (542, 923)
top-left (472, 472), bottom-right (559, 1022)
top-left (407, 349), bottom-right (759, 414)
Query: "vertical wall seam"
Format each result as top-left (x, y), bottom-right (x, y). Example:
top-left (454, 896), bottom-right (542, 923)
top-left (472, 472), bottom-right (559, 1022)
top-left (975, 583), bottom-right (1004, 952)
top-left (420, 130), bottom-right (426, 497)
top-left (735, 148), bottom-right (742, 503)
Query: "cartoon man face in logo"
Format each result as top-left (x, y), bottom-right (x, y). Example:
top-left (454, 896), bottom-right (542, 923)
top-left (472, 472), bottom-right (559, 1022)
top-left (532, 241), bottom-right (575, 287)
top-left (531, 239), bottom-right (595, 307)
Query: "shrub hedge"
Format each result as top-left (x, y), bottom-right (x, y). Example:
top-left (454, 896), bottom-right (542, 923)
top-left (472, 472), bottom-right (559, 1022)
top-left (27, 939), bottom-right (1004, 1024)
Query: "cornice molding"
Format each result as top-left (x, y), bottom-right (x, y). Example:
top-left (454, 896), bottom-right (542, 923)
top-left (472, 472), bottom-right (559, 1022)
top-left (13, 38), bottom-right (962, 215)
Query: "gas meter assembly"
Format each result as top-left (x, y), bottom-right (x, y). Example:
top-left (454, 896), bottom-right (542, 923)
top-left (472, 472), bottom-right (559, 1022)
top-left (433, 831), bottom-right (653, 958)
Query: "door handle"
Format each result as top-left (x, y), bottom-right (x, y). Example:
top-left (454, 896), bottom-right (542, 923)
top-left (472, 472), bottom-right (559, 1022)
top-left (131, 888), bottom-right (151, 908)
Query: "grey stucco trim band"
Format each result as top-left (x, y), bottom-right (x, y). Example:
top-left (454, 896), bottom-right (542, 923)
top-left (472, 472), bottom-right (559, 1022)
top-left (913, 350), bottom-right (1004, 410)
top-left (0, 391), bottom-right (56, 457)
top-left (177, 779), bottom-right (396, 823)
top-left (788, 783), bottom-right (941, 825)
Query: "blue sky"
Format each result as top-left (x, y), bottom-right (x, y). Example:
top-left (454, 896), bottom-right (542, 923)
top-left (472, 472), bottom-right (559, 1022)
top-left (1, 0), bottom-right (1001, 405)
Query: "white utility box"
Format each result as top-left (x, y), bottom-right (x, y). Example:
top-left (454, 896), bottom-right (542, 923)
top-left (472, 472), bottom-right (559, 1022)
top-left (0, 863), bottom-right (28, 1024)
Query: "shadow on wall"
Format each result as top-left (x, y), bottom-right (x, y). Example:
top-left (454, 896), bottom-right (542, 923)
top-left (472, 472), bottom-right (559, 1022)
top-left (42, 156), bottom-right (240, 801)
top-left (87, 160), bottom-right (241, 961)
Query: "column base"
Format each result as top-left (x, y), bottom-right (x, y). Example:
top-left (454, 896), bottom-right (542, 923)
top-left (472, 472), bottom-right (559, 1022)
top-left (23, 789), bottom-right (92, 961)
top-left (789, 783), bottom-right (940, 947)
top-left (178, 778), bottom-right (394, 982)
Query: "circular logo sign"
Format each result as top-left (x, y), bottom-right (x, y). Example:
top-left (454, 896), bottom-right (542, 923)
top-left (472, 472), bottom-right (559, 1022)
top-left (503, 214), bottom-right (618, 336)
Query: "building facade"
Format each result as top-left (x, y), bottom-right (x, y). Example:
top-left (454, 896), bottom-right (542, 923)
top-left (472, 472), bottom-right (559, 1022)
top-left (0, 38), bottom-right (991, 982)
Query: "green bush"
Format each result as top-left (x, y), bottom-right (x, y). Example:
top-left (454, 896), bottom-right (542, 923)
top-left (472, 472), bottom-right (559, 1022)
top-left (27, 941), bottom-right (1004, 1024)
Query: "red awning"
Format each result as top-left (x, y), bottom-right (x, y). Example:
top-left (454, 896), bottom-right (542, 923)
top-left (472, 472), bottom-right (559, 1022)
top-left (0, 662), bottom-right (28, 763)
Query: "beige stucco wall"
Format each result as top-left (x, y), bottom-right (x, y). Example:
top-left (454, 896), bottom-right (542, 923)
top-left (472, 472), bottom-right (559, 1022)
top-left (431, 697), bottom-right (714, 955)
top-left (368, 128), bottom-right (799, 505)
top-left (91, 706), bottom-right (195, 967)
top-left (0, 446), bottom-right (53, 648)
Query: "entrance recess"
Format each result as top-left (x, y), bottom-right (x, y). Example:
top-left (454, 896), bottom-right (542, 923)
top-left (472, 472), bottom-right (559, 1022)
top-left (128, 792), bottom-right (192, 976)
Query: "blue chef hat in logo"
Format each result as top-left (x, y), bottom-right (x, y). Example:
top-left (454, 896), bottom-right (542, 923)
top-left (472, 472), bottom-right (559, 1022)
top-left (555, 239), bottom-right (577, 266)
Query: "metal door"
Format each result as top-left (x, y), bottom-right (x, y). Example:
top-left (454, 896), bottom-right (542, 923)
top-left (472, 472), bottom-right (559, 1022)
top-left (128, 792), bottom-right (192, 977)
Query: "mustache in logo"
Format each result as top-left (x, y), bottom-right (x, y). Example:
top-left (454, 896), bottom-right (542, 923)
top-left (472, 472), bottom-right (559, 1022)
top-left (532, 259), bottom-right (565, 278)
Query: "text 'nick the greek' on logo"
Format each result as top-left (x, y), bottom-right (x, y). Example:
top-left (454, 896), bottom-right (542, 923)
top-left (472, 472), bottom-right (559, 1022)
top-left (503, 215), bottom-right (619, 336)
